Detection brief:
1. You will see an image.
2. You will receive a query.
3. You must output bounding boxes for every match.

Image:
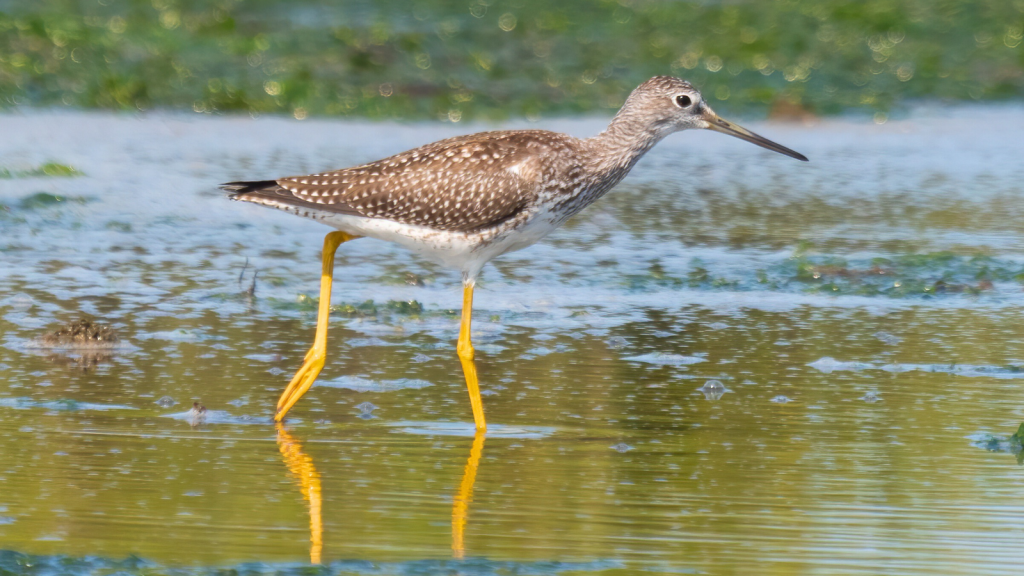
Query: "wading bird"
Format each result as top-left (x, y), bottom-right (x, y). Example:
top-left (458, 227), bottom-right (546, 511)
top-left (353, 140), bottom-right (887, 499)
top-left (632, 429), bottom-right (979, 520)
top-left (223, 76), bottom-right (807, 431)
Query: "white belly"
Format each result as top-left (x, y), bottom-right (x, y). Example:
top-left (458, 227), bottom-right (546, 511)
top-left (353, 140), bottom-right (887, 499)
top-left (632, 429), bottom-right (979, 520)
top-left (241, 193), bottom-right (564, 281)
top-left (319, 209), bottom-right (561, 281)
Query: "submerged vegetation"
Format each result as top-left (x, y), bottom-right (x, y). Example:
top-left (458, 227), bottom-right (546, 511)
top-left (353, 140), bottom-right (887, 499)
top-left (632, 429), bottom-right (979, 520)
top-left (623, 248), bottom-right (1024, 299)
top-left (1, 190), bottom-right (91, 220)
top-left (1, 0), bottom-right (1022, 120)
top-left (15, 192), bottom-right (90, 210)
top-left (972, 422), bottom-right (1024, 465)
top-left (288, 295), bottom-right (431, 319)
top-left (780, 248), bottom-right (1024, 298)
top-left (0, 162), bottom-right (81, 178)
top-left (0, 550), bottom-right (615, 576)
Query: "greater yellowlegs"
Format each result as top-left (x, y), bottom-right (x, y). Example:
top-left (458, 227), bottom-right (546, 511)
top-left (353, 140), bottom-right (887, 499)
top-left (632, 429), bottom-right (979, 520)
top-left (223, 76), bottom-right (807, 431)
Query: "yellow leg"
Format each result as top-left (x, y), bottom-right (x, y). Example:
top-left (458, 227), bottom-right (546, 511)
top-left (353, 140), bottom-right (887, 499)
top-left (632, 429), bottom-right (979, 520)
top-left (276, 424), bottom-right (323, 564)
top-left (276, 231), bottom-right (359, 421)
top-left (457, 281), bottom-right (486, 431)
top-left (452, 429), bottom-right (486, 559)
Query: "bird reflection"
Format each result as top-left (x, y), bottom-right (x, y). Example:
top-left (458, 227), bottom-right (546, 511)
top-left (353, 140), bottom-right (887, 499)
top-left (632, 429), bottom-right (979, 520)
top-left (275, 424), bottom-right (324, 564)
top-left (275, 424), bottom-right (488, 562)
top-left (452, 430), bottom-right (486, 559)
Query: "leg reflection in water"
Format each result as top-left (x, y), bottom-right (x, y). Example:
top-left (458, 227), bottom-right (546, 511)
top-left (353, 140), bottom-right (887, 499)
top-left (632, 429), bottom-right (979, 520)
top-left (452, 430), bottom-right (486, 559)
top-left (275, 424), bottom-right (487, 562)
top-left (276, 424), bottom-right (324, 564)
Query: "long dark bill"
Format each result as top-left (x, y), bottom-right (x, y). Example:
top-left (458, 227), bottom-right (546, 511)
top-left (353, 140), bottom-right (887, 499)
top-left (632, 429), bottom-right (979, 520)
top-left (705, 115), bottom-right (808, 162)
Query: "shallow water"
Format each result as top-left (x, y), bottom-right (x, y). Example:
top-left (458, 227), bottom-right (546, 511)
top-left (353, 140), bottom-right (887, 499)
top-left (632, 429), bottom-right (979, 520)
top-left (1, 108), bottom-right (1024, 574)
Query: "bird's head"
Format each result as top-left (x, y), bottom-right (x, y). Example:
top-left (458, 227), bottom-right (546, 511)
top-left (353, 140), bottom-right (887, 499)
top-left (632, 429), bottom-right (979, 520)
top-left (623, 76), bottom-right (807, 161)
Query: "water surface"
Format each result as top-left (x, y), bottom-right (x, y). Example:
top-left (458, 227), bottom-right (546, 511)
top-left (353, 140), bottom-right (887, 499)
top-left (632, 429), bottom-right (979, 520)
top-left (1, 108), bottom-right (1024, 574)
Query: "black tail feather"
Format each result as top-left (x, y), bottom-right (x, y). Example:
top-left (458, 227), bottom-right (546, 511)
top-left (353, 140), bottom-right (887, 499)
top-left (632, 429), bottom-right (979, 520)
top-left (220, 180), bottom-right (279, 195)
top-left (222, 178), bottom-right (353, 218)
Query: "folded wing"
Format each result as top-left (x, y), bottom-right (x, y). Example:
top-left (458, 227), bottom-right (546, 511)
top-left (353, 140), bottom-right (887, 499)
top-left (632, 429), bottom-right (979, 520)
top-left (225, 131), bottom-right (562, 233)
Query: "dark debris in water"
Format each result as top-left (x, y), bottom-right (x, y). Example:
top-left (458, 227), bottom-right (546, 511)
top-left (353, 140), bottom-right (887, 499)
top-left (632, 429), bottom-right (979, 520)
top-left (37, 319), bottom-right (120, 348)
top-left (0, 550), bottom-right (621, 576)
top-left (189, 402), bottom-right (208, 428)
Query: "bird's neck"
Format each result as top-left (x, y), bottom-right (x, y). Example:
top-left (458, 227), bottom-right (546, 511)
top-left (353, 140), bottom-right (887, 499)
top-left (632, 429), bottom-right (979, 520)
top-left (580, 107), bottom-right (667, 188)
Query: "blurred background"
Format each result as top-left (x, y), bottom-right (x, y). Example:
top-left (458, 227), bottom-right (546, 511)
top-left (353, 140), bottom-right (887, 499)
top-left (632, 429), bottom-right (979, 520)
top-left (2, 0), bottom-right (1022, 121)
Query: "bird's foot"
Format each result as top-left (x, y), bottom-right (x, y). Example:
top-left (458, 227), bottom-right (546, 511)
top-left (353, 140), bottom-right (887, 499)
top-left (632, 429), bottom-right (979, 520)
top-left (275, 350), bottom-right (325, 421)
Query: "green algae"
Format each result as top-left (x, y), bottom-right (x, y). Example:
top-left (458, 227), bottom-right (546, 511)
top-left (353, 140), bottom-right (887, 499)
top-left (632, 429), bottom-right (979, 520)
top-left (285, 295), bottom-right (428, 319)
top-left (613, 246), bottom-right (1024, 299)
top-left (777, 247), bottom-right (1024, 298)
top-left (16, 192), bottom-right (91, 210)
top-left (33, 162), bottom-right (81, 177)
top-left (624, 261), bottom-right (683, 290)
top-left (972, 422), bottom-right (1024, 465)
top-left (1, 1), bottom-right (1022, 120)
top-left (624, 260), bottom-right (739, 291)
top-left (0, 550), bottom-right (621, 576)
top-left (104, 220), bottom-right (134, 232)
top-left (0, 163), bottom-right (82, 178)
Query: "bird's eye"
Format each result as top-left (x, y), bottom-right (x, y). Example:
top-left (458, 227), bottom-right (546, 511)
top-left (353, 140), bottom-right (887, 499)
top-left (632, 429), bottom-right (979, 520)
top-left (675, 94), bottom-right (693, 108)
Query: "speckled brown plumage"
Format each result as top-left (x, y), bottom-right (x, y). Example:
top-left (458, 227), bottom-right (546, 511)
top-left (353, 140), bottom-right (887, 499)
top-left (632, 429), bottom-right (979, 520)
top-left (224, 76), bottom-right (805, 279)
top-left (226, 130), bottom-right (579, 233)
